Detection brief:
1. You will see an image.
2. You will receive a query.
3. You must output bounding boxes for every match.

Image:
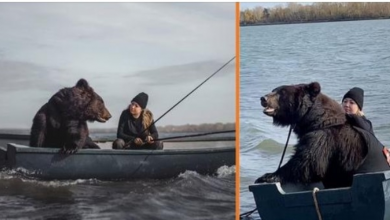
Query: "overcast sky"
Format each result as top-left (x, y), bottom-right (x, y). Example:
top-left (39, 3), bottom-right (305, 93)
top-left (0, 3), bottom-right (235, 129)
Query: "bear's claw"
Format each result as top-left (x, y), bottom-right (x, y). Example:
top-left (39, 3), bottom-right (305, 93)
top-left (255, 173), bottom-right (280, 184)
top-left (59, 148), bottom-right (78, 154)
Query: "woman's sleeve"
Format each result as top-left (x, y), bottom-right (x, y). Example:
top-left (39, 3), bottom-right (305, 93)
top-left (117, 111), bottom-right (136, 142)
top-left (149, 121), bottom-right (159, 140)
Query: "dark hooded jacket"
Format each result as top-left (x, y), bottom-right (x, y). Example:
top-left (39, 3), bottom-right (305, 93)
top-left (116, 109), bottom-right (158, 143)
top-left (346, 114), bottom-right (374, 135)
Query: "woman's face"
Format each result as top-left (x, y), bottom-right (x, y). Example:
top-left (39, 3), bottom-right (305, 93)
top-left (129, 102), bottom-right (142, 116)
top-left (342, 98), bottom-right (359, 114)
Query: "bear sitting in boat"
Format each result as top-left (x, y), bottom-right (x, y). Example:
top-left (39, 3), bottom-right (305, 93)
top-left (257, 82), bottom-right (390, 189)
top-left (29, 78), bottom-right (111, 154)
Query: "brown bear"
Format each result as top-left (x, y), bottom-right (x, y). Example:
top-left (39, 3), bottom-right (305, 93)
top-left (29, 79), bottom-right (111, 154)
top-left (257, 82), bottom-right (390, 188)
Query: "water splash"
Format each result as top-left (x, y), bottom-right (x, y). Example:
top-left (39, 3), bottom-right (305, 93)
top-left (217, 165), bottom-right (235, 178)
top-left (178, 170), bottom-right (200, 178)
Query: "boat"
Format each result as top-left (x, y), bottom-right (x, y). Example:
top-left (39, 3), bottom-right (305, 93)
top-left (0, 134), bottom-right (235, 180)
top-left (249, 171), bottom-right (390, 220)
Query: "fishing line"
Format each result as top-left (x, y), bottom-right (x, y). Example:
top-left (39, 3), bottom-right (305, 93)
top-left (154, 130), bottom-right (235, 142)
top-left (127, 56), bottom-right (235, 177)
top-left (125, 56), bottom-right (235, 147)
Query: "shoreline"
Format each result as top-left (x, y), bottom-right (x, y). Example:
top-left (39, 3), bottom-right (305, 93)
top-left (240, 17), bottom-right (390, 27)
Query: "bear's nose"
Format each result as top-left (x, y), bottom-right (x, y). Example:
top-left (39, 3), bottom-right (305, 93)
top-left (260, 96), bottom-right (267, 107)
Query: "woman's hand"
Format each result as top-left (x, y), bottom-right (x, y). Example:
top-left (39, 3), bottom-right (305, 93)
top-left (146, 136), bottom-right (154, 144)
top-left (134, 138), bottom-right (144, 146)
top-left (383, 147), bottom-right (390, 166)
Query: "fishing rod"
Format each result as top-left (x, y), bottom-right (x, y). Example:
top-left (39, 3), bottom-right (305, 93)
top-left (146, 56), bottom-right (235, 132)
top-left (126, 56), bottom-right (235, 177)
top-left (125, 56), bottom-right (236, 147)
top-left (153, 130), bottom-right (235, 142)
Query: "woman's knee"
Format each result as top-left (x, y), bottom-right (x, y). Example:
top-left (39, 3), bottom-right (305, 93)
top-left (112, 139), bottom-right (126, 149)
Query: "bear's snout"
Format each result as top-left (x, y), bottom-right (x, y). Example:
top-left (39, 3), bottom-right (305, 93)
top-left (96, 108), bottom-right (112, 123)
top-left (260, 96), bottom-right (268, 107)
top-left (106, 110), bottom-right (112, 120)
top-left (102, 108), bottom-right (112, 120)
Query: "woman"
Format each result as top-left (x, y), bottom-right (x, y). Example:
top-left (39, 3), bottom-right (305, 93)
top-left (342, 87), bottom-right (373, 134)
top-left (112, 92), bottom-right (163, 150)
top-left (342, 87), bottom-right (390, 165)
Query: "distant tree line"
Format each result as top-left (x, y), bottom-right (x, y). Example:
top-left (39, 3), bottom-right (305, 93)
top-left (86, 123), bottom-right (235, 134)
top-left (240, 2), bottom-right (390, 25)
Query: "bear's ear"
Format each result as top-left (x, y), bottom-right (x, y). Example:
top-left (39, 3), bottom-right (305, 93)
top-left (306, 82), bottom-right (321, 97)
top-left (75, 78), bottom-right (90, 89)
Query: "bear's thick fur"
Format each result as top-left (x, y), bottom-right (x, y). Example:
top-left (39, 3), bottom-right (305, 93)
top-left (30, 79), bottom-right (111, 153)
top-left (257, 82), bottom-right (389, 188)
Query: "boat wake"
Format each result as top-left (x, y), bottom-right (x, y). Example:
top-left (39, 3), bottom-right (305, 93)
top-left (0, 164), bottom-right (236, 188)
top-left (241, 139), bottom-right (295, 154)
top-left (178, 165), bottom-right (235, 179)
top-left (178, 170), bottom-right (200, 178)
top-left (0, 168), bottom-right (101, 187)
top-left (0, 166), bottom-right (235, 220)
top-left (217, 165), bottom-right (236, 177)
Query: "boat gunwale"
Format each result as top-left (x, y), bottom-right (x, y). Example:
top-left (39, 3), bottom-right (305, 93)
top-left (0, 133), bottom-right (235, 142)
top-left (249, 171), bottom-right (390, 196)
top-left (249, 182), bottom-right (352, 196)
top-left (4, 143), bottom-right (235, 156)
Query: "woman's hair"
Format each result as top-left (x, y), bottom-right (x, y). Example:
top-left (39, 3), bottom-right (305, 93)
top-left (356, 110), bottom-right (364, 116)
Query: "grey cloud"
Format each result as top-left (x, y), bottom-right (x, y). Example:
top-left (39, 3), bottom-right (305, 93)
top-left (0, 3), bottom-right (235, 129)
top-left (0, 60), bottom-right (63, 92)
top-left (127, 60), bottom-right (235, 86)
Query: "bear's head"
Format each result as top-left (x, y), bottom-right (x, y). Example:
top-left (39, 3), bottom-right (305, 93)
top-left (260, 82), bottom-right (321, 127)
top-left (50, 79), bottom-right (112, 122)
